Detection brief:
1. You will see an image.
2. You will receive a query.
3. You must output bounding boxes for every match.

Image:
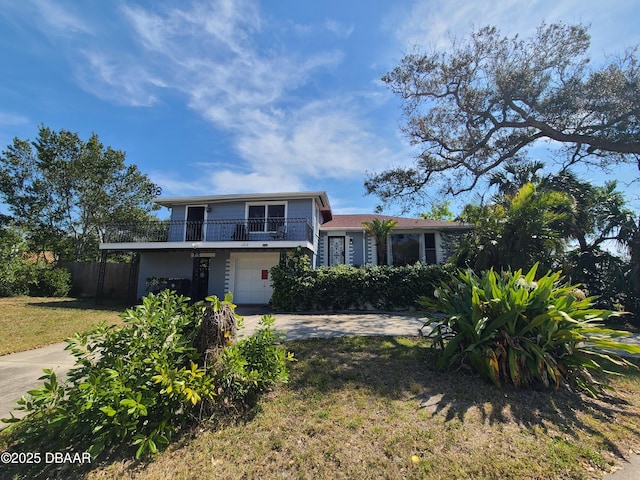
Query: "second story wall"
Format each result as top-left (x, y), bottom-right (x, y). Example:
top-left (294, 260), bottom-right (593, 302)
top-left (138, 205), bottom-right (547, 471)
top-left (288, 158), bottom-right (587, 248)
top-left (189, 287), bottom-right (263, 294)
top-left (163, 197), bottom-right (317, 244)
top-left (168, 198), bottom-right (314, 223)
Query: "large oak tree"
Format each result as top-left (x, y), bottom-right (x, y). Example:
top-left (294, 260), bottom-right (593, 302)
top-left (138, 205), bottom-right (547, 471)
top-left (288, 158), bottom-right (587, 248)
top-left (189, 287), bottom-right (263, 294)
top-left (367, 23), bottom-right (640, 206)
top-left (0, 125), bottom-right (160, 262)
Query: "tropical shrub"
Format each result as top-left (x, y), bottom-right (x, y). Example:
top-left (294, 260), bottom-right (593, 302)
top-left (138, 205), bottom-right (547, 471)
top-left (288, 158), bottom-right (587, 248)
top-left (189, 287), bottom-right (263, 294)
top-left (421, 264), bottom-right (640, 397)
top-left (1, 290), bottom-right (292, 460)
top-left (271, 249), bottom-right (453, 311)
top-left (0, 257), bottom-right (70, 297)
top-left (28, 262), bottom-right (72, 296)
top-left (453, 183), bottom-right (572, 272)
top-left (564, 249), bottom-right (639, 326)
top-left (214, 315), bottom-right (293, 409)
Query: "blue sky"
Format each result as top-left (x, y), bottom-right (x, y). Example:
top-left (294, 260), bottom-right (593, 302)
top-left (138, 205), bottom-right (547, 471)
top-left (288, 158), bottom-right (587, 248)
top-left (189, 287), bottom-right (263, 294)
top-left (1, 0), bottom-right (639, 216)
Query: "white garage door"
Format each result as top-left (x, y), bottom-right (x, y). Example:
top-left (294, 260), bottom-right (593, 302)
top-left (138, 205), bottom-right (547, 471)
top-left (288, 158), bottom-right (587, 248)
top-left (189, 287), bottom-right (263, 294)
top-left (233, 252), bottom-right (280, 304)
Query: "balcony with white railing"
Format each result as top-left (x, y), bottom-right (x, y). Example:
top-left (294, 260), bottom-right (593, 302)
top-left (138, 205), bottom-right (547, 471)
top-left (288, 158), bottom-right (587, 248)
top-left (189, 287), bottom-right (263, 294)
top-left (101, 217), bottom-right (315, 250)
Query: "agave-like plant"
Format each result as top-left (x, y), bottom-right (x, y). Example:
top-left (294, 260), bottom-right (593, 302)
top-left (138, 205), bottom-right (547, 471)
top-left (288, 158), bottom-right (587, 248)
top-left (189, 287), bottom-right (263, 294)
top-left (421, 263), bottom-right (640, 397)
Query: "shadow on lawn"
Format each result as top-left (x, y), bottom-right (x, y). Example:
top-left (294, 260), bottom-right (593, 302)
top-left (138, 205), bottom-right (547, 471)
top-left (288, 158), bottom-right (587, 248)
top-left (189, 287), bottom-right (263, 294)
top-left (286, 336), bottom-right (640, 460)
top-left (3, 335), bottom-right (639, 480)
top-left (26, 297), bottom-right (131, 313)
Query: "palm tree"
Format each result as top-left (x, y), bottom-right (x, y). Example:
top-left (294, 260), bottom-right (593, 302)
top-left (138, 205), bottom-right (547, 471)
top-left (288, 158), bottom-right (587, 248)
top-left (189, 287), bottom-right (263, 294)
top-left (456, 183), bottom-right (572, 271)
top-left (500, 183), bottom-right (572, 271)
top-left (362, 218), bottom-right (397, 265)
top-left (489, 160), bottom-right (545, 198)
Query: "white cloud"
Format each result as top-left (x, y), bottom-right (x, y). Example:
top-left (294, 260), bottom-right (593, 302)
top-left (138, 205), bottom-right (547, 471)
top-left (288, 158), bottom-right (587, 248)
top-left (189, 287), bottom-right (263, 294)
top-left (323, 19), bottom-right (354, 38)
top-left (33, 0), bottom-right (94, 37)
top-left (106, 1), bottom-right (394, 193)
top-left (0, 112), bottom-right (29, 126)
top-left (76, 51), bottom-right (162, 107)
top-left (221, 93), bottom-right (408, 194)
top-left (390, 0), bottom-right (640, 58)
top-left (7, 0), bottom-right (407, 197)
top-left (207, 170), bottom-right (303, 194)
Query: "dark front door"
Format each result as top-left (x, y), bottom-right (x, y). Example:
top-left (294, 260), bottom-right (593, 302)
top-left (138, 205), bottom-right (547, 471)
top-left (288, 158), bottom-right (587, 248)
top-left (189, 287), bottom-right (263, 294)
top-left (186, 206), bottom-right (205, 241)
top-left (191, 257), bottom-right (210, 301)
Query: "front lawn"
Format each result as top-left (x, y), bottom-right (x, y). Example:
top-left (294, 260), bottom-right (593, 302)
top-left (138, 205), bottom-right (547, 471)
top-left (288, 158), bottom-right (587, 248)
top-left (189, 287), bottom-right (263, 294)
top-left (1, 297), bottom-right (639, 479)
top-left (81, 336), bottom-right (640, 480)
top-left (0, 297), bottom-right (124, 355)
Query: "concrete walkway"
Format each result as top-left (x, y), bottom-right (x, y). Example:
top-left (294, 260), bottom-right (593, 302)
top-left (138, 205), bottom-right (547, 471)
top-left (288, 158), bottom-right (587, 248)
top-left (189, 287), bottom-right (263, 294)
top-left (0, 309), bottom-right (638, 479)
top-left (0, 343), bottom-right (77, 421)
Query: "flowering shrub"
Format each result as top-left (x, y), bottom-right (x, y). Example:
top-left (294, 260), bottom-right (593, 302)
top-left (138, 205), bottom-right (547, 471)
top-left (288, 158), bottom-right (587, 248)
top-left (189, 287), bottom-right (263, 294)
top-left (422, 264), bottom-right (640, 397)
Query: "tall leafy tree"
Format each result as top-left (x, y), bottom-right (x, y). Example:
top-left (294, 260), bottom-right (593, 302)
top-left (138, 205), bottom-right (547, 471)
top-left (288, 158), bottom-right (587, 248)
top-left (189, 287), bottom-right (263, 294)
top-left (544, 172), bottom-right (636, 254)
top-left (420, 201), bottom-right (454, 221)
top-left (0, 125), bottom-right (159, 262)
top-left (367, 23), bottom-right (640, 206)
top-left (487, 163), bottom-right (637, 256)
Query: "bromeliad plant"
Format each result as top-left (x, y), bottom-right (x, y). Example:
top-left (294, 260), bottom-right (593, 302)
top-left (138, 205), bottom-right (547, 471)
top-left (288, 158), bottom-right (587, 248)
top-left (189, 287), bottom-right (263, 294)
top-left (421, 264), bottom-right (640, 397)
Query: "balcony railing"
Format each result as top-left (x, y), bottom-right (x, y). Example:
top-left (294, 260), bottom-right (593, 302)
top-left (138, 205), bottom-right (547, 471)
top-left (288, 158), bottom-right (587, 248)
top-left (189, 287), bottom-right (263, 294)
top-left (103, 218), bottom-right (314, 244)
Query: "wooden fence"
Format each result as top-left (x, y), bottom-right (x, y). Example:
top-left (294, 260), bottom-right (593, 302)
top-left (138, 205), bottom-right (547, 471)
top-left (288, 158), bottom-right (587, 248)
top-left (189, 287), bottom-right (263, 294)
top-left (64, 262), bottom-right (135, 299)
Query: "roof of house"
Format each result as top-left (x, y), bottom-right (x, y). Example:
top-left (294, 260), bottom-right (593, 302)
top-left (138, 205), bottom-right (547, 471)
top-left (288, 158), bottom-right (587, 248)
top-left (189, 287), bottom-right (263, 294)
top-left (320, 214), bottom-right (473, 231)
top-left (155, 191), bottom-right (329, 206)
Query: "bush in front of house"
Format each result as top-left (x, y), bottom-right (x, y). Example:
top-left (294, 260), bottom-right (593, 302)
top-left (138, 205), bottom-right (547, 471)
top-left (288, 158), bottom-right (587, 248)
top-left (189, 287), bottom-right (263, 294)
top-left (28, 262), bottom-right (72, 297)
top-left (1, 290), bottom-right (292, 462)
top-left (270, 248), bottom-right (454, 311)
top-left (422, 263), bottom-right (640, 397)
top-left (0, 258), bottom-right (71, 297)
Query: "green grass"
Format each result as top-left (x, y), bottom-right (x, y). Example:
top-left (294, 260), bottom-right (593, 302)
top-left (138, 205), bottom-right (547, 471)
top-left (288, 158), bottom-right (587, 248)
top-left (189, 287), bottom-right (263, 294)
top-left (1, 302), bottom-right (639, 479)
top-left (73, 336), bottom-right (640, 480)
top-left (0, 297), bottom-right (125, 355)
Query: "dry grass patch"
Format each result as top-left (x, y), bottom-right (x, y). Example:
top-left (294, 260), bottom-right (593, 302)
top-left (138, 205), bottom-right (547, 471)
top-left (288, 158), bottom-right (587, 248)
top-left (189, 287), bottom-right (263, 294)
top-left (84, 336), bottom-right (640, 480)
top-left (0, 297), bottom-right (125, 355)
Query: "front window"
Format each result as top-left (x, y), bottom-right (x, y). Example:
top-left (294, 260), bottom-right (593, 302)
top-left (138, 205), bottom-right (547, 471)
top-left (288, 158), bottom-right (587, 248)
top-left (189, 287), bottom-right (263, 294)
top-left (247, 203), bottom-right (285, 232)
top-left (391, 233), bottom-right (420, 266)
top-left (425, 233), bottom-right (437, 264)
top-left (248, 205), bottom-right (266, 232)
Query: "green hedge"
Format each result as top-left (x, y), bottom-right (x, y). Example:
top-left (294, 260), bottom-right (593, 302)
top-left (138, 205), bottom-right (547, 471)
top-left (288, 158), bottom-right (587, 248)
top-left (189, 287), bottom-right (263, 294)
top-left (271, 249), bottom-right (453, 311)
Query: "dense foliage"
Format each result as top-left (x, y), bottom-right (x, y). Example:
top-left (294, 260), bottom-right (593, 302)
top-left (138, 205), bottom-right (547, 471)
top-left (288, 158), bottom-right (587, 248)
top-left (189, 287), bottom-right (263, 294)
top-left (451, 167), bottom-right (640, 323)
top-left (0, 125), bottom-right (159, 262)
top-left (453, 183), bottom-right (572, 272)
top-left (0, 225), bottom-right (70, 297)
top-left (1, 291), bottom-right (292, 460)
top-left (271, 248), bottom-right (452, 311)
top-left (422, 264), bottom-right (640, 397)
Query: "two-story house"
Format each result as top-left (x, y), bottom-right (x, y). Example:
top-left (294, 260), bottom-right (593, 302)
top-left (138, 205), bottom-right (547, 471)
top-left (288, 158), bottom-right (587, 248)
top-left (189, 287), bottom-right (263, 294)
top-left (98, 191), bottom-right (471, 304)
